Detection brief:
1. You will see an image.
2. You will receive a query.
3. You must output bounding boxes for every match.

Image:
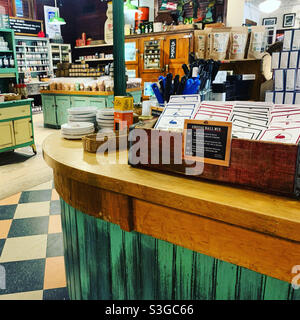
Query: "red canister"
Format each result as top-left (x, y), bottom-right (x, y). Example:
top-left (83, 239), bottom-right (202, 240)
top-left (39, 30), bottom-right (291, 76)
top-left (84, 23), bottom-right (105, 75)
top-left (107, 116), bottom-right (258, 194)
top-left (135, 7), bottom-right (149, 29)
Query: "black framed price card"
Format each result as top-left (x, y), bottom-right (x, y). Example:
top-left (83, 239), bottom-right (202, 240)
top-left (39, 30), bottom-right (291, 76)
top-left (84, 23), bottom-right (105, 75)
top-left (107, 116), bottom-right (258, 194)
top-left (183, 120), bottom-right (232, 167)
top-left (9, 17), bottom-right (44, 36)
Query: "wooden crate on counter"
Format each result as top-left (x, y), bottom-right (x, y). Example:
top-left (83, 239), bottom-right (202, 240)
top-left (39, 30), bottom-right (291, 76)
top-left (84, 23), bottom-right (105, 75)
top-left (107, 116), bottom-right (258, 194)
top-left (128, 127), bottom-right (300, 199)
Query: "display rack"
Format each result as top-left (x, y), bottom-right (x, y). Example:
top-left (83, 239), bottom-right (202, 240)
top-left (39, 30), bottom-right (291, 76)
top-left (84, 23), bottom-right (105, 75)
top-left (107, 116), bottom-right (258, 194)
top-left (0, 28), bottom-right (18, 88)
top-left (50, 43), bottom-right (72, 71)
top-left (74, 43), bottom-right (113, 66)
top-left (15, 35), bottom-right (53, 77)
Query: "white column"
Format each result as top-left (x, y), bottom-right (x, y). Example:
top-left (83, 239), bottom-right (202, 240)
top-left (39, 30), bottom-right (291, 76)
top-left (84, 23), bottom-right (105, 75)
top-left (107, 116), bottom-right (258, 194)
top-left (226, 0), bottom-right (246, 27)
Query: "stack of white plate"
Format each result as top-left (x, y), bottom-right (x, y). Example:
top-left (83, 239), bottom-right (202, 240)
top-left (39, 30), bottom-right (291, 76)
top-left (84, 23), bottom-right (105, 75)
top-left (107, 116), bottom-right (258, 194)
top-left (61, 122), bottom-right (95, 140)
top-left (68, 106), bottom-right (97, 124)
top-left (96, 108), bottom-right (114, 132)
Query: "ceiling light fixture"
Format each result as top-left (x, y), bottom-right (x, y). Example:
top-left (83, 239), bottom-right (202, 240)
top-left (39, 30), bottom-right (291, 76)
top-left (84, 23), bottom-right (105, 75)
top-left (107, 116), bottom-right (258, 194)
top-left (259, 0), bottom-right (281, 14)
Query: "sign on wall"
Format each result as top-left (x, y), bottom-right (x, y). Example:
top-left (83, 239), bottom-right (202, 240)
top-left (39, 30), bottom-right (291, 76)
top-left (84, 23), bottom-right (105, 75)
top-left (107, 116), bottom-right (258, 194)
top-left (44, 5), bottom-right (61, 39)
top-left (169, 39), bottom-right (177, 59)
top-left (9, 17), bottom-right (43, 36)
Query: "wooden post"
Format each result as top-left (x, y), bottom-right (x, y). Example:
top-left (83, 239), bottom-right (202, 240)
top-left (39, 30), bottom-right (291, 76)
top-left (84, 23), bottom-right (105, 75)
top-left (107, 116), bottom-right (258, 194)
top-left (113, 0), bottom-right (126, 96)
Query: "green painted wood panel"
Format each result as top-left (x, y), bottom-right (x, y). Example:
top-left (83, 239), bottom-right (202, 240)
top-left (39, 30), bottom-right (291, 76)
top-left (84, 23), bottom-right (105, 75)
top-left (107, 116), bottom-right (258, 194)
top-left (89, 97), bottom-right (106, 109)
top-left (174, 246), bottom-right (194, 300)
top-left (139, 234), bottom-right (157, 299)
top-left (60, 199), bottom-right (300, 300)
top-left (193, 253), bottom-right (215, 300)
top-left (56, 96), bottom-right (71, 125)
top-left (124, 231), bottom-right (141, 300)
top-left (156, 240), bottom-right (174, 299)
top-left (263, 276), bottom-right (291, 300)
top-left (94, 217), bottom-right (112, 300)
top-left (237, 267), bottom-right (264, 300)
top-left (68, 205), bottom-right (82, 300)
top-left (42, 95), bottom-right (57, 126)
top-left (215, 260), bottom-right (238, 300)
top-left (110, 223), bottom-right (126, 300)
top-left (71, 96), bottom-right (90, 108)
top-left (74, 207), bottom-right (90, 300)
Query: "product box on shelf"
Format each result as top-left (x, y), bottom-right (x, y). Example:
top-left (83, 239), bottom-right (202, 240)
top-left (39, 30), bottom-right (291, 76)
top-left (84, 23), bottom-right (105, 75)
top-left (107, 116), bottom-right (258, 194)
top-left (114, 110), bottom-right (133, 131)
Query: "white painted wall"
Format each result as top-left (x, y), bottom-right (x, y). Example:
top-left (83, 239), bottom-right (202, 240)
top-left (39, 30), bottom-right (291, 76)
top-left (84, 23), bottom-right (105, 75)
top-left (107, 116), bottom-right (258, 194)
top-left (244, 1), bottom-right (261, 24)
top-left (259, 4), bottom-right (300, 29)
top-left (226, 0), bottom-right (246, 27)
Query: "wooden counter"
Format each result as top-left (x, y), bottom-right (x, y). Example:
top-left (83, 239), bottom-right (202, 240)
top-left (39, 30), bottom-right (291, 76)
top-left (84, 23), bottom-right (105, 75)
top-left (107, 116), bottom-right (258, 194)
top-left (40, 88), bottom-right (142, 96)
top-left (43, 132), bottom-right (300, 300)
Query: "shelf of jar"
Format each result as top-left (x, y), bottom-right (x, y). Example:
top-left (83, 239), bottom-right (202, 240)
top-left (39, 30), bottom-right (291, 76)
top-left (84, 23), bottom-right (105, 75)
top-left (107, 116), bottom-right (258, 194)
top-left (19, 70), bottom-right (48, 73)
top-left (0, 68), bottom-right (18, 74)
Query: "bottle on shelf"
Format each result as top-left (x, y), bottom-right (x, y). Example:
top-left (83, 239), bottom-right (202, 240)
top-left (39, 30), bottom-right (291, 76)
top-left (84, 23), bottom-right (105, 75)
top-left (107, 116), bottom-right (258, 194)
top-left (2, 55), bottom-right (9, 68)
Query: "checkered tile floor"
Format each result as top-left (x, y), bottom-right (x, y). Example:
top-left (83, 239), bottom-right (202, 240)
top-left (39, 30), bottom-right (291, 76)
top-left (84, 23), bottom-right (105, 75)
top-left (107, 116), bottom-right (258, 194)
top-left (0, 180), bottom-right (69, 300)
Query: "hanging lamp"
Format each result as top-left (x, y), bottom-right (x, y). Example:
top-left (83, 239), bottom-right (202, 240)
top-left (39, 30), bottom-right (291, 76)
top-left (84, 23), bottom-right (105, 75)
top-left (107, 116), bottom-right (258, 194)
top-left (49, 0), bottom-right (66, 25)
top-left (259, 0), bottom-right (281, 14)
top-left (124, 0), bottom-right (138, 10)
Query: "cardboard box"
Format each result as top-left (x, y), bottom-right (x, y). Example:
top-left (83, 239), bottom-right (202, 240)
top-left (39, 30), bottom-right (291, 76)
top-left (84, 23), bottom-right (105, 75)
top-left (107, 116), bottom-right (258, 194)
top-left (114, 111), bottom-right (133, 130)
top-left (114, 96), bottom-right (134, 111)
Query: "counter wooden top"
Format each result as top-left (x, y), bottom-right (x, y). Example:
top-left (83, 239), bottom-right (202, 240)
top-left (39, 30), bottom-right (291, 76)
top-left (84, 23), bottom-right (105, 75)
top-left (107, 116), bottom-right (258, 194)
top-left (43, 132), bottom-right (300, 283)
top-left (43, 132), bottom-right (300, 242)
top-left (40, 88), bottom-right (142, 96)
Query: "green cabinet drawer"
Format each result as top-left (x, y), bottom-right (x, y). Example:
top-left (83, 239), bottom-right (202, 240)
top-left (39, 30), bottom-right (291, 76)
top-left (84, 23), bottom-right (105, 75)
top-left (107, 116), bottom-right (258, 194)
top-left (56, 96), bottom-right (71, 126)
top-left (89, 97), bottom-right (106, 109)
top-left (71, 96), bottom-right (90, 108)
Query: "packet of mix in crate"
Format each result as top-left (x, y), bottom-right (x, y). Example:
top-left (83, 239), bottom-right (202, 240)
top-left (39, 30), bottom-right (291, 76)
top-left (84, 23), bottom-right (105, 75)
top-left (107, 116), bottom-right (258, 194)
top-left (210, 28), bottom-right (231, 61)
top-left (194, 30), bottom-right (207, 60)
top-left (247, 26), bottom-right (266, 59)
top-left (229, 27), bottom-right (249, 60)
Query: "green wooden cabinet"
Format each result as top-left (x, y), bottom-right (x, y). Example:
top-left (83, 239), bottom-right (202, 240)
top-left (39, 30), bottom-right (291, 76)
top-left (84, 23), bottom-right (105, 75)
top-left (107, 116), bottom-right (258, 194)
top-left (42, 95), bottom-right (57, 127)
top-left (56, 96), bottom-right (71, 126)
top-left (42, 90), bottom-right (142, 129)
top-left (0, 99), bottom-right (36, 154)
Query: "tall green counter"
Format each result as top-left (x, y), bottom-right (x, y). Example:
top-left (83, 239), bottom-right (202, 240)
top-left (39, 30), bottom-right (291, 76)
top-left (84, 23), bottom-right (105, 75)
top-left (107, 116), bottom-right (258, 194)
top-left (43, 133), bottom-right (300, 300)
top-left (41, 88), bottom-right (142, 129)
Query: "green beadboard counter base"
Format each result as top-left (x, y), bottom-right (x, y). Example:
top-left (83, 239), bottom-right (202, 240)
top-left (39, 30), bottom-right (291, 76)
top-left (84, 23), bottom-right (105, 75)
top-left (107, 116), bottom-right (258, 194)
top-left (60, 198), bottom-right (300, 301)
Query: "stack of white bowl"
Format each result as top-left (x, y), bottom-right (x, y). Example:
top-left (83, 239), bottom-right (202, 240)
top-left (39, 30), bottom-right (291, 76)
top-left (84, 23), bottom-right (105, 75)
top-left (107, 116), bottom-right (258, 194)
top-left (61, 122), bottom-right (95, 140)
top-left (96, 108), bottom-right (114, 133)
top-left (68, 106), bottom-right (97, 125)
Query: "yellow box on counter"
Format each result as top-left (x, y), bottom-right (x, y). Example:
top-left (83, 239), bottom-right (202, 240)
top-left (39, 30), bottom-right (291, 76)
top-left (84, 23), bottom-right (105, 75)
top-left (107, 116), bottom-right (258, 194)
top-left (114, 96), bottom-right (134, 111)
